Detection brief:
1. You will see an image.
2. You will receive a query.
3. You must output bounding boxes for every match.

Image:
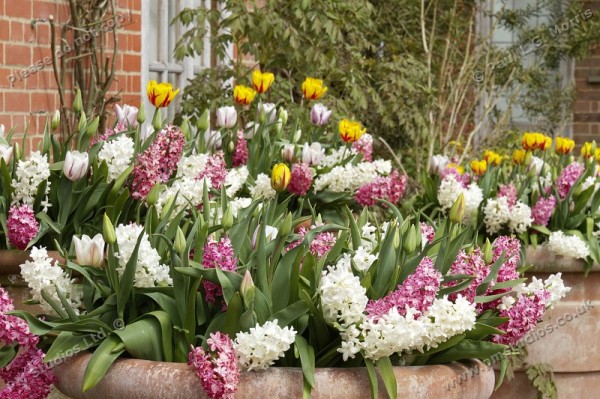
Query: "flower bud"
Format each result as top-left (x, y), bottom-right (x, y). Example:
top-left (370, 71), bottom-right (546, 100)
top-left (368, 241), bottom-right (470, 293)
top-left (103, 214), bottom-right (117, 245)
top-left (240, 270), bottom-right (256, 306)
top-left (152, 109), bottom-right (163, 131)
top-left (63, 150), bottom-right (89, 181)
top-left (279, 213), bottom-right (293, 237)
top-left (252, 224), bottom-right (279, 248)
top-left (137, 102), bottom-right (146, 124)
top-left (228, 141), bottom-right (235, 153)
top-left (78, 111), bottom-right (87, 132)
top-left (403, 225), bottom-right (417, 253)
top-left (483, 238), bottom-right (493, 264)
top-left (310, 103), bottom-right (332, 126)
top-left (73, 234), bottom-right (105, 267)
top-left (278, 108), bottom-right (288, 125)
top-left (197, 109), bottom-right (209, 132)
top-left (222, 207), bottom-right (234, 230)
top-left (0, 144), bottom-right (13, 164)
top-left (51, 110), bottom-right (61, 131)
top-left (281, 144), bottom-right (295, 163)
top-left (216, 106), bottom-right (237, 128)
top-left (174, 227), bottom-right (186, 254)
top-left (86, 116), bottom-right (100, 136)
top-left (271, 163), bottom-right (291, 191)
top-left (73, 88), bottom-right (83, 114)
top-left (181, 118), bottom-right (191, 141)
top-left (146, 184), bottom-right (164, 206)
top-left (449, 193), bottom-right (465, 224)
top-left (292, 129), bottom-right (302, 143)
top-left (161, 196), bottom-right (175, 219)
top-left (258, 103), bottom-right (277, 124)
top-left (393, 228), bottom-right (400, 249)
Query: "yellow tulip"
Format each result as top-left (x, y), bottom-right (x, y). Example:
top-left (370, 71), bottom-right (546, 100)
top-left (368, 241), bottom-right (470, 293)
top-left (252, 70), bottom-right (275, 94)
top-left (146, 80), bottom-right (179, 108)
top-left (521, 132), bottom-right (551, 151)
top-left (555, 137), bottom-right (575, 155)
top-left (483, 150), bottom-right (502, 166)
top-left (513, 149), bottom-right (526, 164)
top-left (338, 119), bottom-right (366, 143)
top-left (271, 163), bottom-right (291, 191)
top-left (470, 159), bottom-right (488, 176)
top-left (582, 141), bottom-right (600, 162)
top-left (447, 163), bottom-right (465, 175)
top-left (302, 77), bottom-right (327, 100)
top-left (233, 85), bottom-right (257, 105)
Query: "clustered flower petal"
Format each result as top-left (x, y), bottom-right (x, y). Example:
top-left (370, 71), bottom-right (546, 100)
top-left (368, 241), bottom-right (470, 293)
top-left (97, 135), bottom-right (135, 182)
top-left (498, 184), bottom-right (517, 208)
top-left (233, 320), bottom-right (296, 371)
top-left (11, 151), bottom-right (51, 209)
top-left (366, 257), bottom-right (442, 321)
top-left (531, 196), bottom-right (556, 227)
top-left (437, 175), bottom-right (483, 223)
top-left (547, 231), bottom-right (590, 259)
top-left (446, 249), bottom-right (489, 303)
top-left (7, 204), bottom-right (39, 250)
top-left (232, 131), bottom-right (248, 167)
top-left (202, 236), bottom-right (238, 308)
top-left (131, 125), bottom-right (185, 200)
top-left (189, 332), bottom-right (239, 399)
top-left (286, 226), bottom-right (337, 259)
top-left (352, 133), bottom-right (373, 162)
top-left (287, 163), bottom-right (313, 196)
top-left (354, 170), bottom-right (407, 207)
top-left (556, 162), bottom-right (584, 199)
top-left (198, 152), bottom-right (228, 190)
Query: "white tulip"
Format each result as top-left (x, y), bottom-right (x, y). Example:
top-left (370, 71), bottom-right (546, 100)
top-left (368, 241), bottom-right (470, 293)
top-left (302, 142), bottom-right (325, 166)
top-left (0, 144), bottom-right (13, 164)
top-left (63, 151), bottom-right (89, 181)
top-left (115, 104), bottom-right (139, 127)
top-left (216, 106), bottom-right (237, 128)
top-left (73, 234), bottom-right (105, 267)
top-left (430, 154), bottom-right (449, 173)
top-left (205, 130), bottom-right (223, 150)
top-left (252, 225), bottom-right (279, 248)
top-left (282, 144), bottom-right (295, 163)
top-left (259, 103), bottom-right (277, 123)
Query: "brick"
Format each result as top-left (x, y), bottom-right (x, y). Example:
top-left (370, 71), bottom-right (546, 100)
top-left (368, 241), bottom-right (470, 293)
top-left (5, 45), bottom-right (31, 67)
top-left (129, 33), bottom-right (141, 52)
top-left (34, 23), bottom-right (51, 45)
top-left (33, 1), bottom-right (62, 20)
top-left (6, 0), bottom-right (32, 20)
top-left (0, 18), bottom-right (9, 40)
top-left (5, 92), bottom-right (29, 112)
top-left (122, 54), bottom-right (140, 71)
top-left (10, 21), bottom-right (25, 42)
top-left (31, 92), bottom-right (56, 113)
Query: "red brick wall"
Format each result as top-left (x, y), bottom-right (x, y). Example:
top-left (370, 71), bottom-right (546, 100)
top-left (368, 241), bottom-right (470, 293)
top-left (0, 0), bottom-right (141, 148)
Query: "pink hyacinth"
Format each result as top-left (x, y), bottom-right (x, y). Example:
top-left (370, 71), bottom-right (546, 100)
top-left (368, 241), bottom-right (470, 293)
top-left (420, 222), bottom-right (435, 245)
top-left (366, 257), bottom-right (442, 321)
top-left (90, 121), bottom-right (127, 146)
top-left (352, 133), bottom-right (373, 162)
top-left (478, 236), bottom-right (521, 312)
top-left (287, 163), bottom-right (313, 196)
top-left (532, 196), bottom-right (556, 227)
top-left (131, 124), bottom-right (185, 200)
top-left (556, 162), bottom-right (584, 199)
top-left (446, 249), bottom-right (489, 303)
top-left (0, 287), bottom-right (55, 399)
top-left (189, 332), bottom-right (239, 399)
top-left (202, 237), bottom-right (238, 308)
top-left (286, 226), bottom-right (337, 259)
top-left (232, 130), bottom-right (248, 167)
top-left (355, 170), bottom-right (407, 207)
top-left (492, 290), bottom-right (550, 345)
top-left (7, 204), bottom-right (39, 250)
top-left (199, 152), bottom-right (228, 190)
top-left (498, 184), bottom-right (517, 208)
top-left (440, 167), bottom-right (470, 187)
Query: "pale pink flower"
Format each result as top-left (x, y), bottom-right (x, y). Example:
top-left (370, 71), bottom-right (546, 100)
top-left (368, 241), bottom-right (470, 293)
top-left (498, 184), bottom-right (517, 208)
top-left (202, 237), bottom-right (238, 308)
top-left (198, 152), bottom-right (228, 190)
top-left (355, 170), bottom-right (407, 207)
top-left (287, 163), bottom-right (313, 196)
top-left (352, 133), bottom-right (373, 162)
top-left (556, 162), bottom-right (584, 199)
top-left (232, 131), bottom-right (248, 167)
top-left (7, 204), bottom-right (39, 250)
top-left (531, 196), bottom-right (556, 227)
top-left (492, 290), bottom-right (550, 345)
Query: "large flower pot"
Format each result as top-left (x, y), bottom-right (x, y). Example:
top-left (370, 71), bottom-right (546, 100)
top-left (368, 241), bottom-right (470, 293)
top-left (492, 246), bottom-right (600, 398)
top-left (53, 353), bottom-right (495, 399)
top-left (0, 250), bottom-right (62, 313)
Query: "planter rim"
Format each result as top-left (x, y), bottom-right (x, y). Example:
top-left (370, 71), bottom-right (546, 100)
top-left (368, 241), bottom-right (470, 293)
top-left (54, 352), bottom-right (495, 399)
top-left (525, 245), bottom-right (600, 273)
top-left (0, 250), bottom-right (63, 275)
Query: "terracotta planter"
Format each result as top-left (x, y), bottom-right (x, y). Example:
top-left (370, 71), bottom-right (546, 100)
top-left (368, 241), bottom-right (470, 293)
top-left (53, 353), bottom-right (495, 399)
top-left (0, 250), bottom-right (62, 313)
top-left (491, 246), bottom-right (600, 399)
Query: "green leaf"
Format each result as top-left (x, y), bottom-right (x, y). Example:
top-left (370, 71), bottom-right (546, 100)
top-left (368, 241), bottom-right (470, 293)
top-left (223, 293), bottom-right (243, 337)
top-left (376, 356), bottom-right (397, 399)
top-left (0, 345), bottom-right (17, 368)
top-left (45, 331), bottom-right (104, 363)
top-left (295, 335), bottom-right (315, 390)
top-left (82, 335), bottom-right (125, 392)
top-left (430, 339), bottom-right (506, 364)
top-left (269, 301), bottom-right (310, 326)
top-left (117, 233), bottom-right (145, 319)
top-left (113, 316), bottom-right (165, 361)
top-left (365, 359), bottom-right (379, 399)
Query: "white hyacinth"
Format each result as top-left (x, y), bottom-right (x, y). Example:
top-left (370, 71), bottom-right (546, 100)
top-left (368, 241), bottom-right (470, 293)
top-left (421, 296), bottom-right (476, 350)
top-left (155, 176), bottom-right (205, 216)
top-left (508, 202), bottom-right (533, 234)
top-left (115, 223), bottom-right (172, 287)
top-left (233, 320), bottom-right (296, 371)
top-left (250, 173), bottom-right (276, 200)
top-left (319, 257), bottom-right (368, 327)
top-left (20, 247), bottom-right (82, 315)
top-left (11, 151), bottom-right (51, 208)
top-left (225, 166), bottom-right (249, 197)
top-left (547, 231), bottom-right (590, 260)
top-left (437, 176), bottom-right (483, 222)
top-left (97, 135), bottom-right (135, 182)
top-left (352, 246), bottom-right (378, 272)
top-left (517, 273), bottom-right (571, 309)
top-left (483, 197), bottom-right (511, 234)
top-left (313, 160), bottom-right (392, 193)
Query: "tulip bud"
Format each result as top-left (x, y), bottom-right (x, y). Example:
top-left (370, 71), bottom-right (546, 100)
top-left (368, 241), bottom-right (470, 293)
top-left (258, 103), bottom-right (277, 124)
top-left (174, 227), bottom-right (186, 254)
top-left (51, 110), bottom-right (61, 131)
top-left (228, 141), bottom-right (235, 153)
top-left (181, 118), bottom-right (191, 141)
top-left (292, 129), bottom-right (302, 143)
top-left (115, 104), bottom-right (139, 128)
top-left (0, 144), bottom-right (13, 164)
top-left (282, 144), bottom-right (295, 163)
top-left (240, 270), bottom-right (256, 306)
top-left (483, 238), bottom-right (493, 264)
top-left (524, 151), bottom-right (533, 166)
top-left (73, 88), bottom-right (83, 114)
top-left (14, 142), bottom-right (21, 162)
top-left (103, 214), bottom-right (117, 245)
top-left (73, 234), bottom-right (105, 267)
top-left (271, 163), bottom-right (291, 191)
top-left (146, 184), bottom-right (164, 206)
top-left (449, 193), bottom-right (465, 224)
top-left (279, 213), bottom-right (293, 237)
top-left (221, 207), bottom-right (234, 230)
top-left (197, 109), bottom-right (210, 132)
top-left (393, 227), bottom-right (400, 249)
top-left (86, 116), bottom-right (100, 136)
top-left (137, 102), bottom-right (146, 124)
top-left (216, 106), bottom-right (237, 128)
top-left (302, 142), bottom-right (325, 166)
top-left (78, 111), bottom-right (87, 132)
top-left (310, 103), bottom-right (332, 126)
top-left (403, 225), bottom-right (417, 253)
top-left (278, 108), bottom-right (288, 125)
top-left (160, 196), bottom-right (175, 219)
top-left (63, 150), bottom-right (89, 181)
top-left (152, 110), bottom-right (163, 131)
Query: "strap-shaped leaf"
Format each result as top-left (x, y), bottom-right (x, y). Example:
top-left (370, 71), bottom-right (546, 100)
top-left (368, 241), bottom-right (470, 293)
top-left (376, 356), bottom-right (397, 399)
top-left (82, 335), bottom-right (125, 392)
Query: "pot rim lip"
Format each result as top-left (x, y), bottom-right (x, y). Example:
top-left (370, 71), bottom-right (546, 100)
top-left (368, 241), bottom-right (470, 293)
top-left (524, 245), bottom-right (600, 273)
